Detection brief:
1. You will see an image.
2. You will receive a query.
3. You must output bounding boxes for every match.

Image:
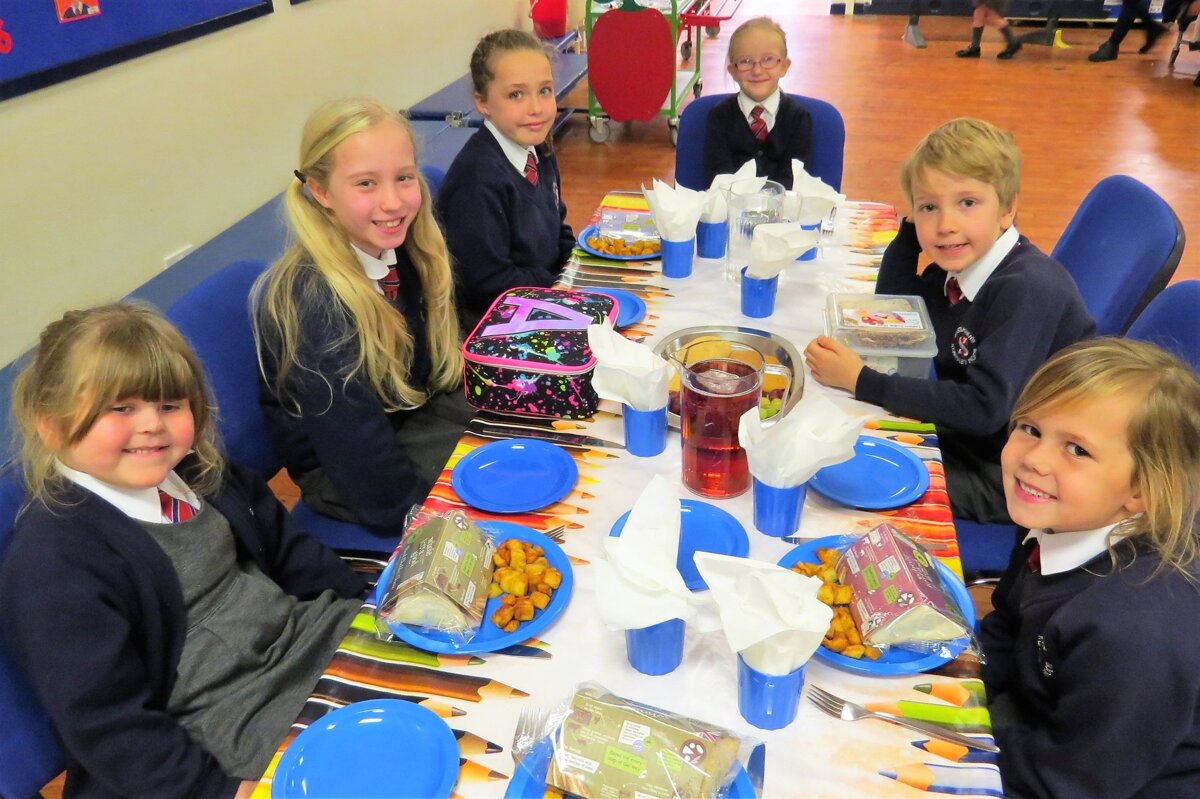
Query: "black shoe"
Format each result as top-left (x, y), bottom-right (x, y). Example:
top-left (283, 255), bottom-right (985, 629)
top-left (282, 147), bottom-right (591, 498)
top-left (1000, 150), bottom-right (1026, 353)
top-left (956, 45), bottom-right (981, 58)
top-left (1139, 22), bottom-right (1167, 53)
top-left (997, 41), bottom-right (1022, 59)
top-left (1088, 41), bottom-right (1118, 61)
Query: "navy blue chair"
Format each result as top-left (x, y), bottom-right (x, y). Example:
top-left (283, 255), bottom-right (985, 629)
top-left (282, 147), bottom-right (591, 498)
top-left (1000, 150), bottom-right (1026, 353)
top-left (290, 499), bottom-right (401, 556)
top-left (674, 93), bottom-right (845, 192)
top-left (1051, 175), bottom-right (1185, 336)
top-left (0, 463), bottom-right (67, 799)
top-left (954, 517), bottom-right (1021, 584)
top-left (1127, 280), bottom-right (1200, 373)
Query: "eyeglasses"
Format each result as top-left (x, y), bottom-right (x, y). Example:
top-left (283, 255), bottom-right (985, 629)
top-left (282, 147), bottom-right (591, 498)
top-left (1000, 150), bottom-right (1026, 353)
top-left (732, 54), bottom-right (784, 72)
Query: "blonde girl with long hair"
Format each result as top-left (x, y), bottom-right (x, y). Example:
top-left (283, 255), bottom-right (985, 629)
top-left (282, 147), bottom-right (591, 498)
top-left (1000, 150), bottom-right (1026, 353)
top-left (254, 97), bottom-right (469, 536)
top-left (0, 303), bottom-right (365, 797)
top-left (979, 337), bottom-right (1200, 797)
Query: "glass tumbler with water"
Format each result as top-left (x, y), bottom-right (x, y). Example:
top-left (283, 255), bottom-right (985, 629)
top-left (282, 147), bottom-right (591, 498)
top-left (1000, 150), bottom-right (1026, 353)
top-left (725, 179), bottom-right (785, 282)
top-left (674, 341), bottom-right (764, 498)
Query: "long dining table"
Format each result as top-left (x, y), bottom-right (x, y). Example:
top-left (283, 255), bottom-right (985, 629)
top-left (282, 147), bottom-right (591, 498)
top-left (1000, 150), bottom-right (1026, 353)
top-left (252, 192), bottom-right (1003, 799)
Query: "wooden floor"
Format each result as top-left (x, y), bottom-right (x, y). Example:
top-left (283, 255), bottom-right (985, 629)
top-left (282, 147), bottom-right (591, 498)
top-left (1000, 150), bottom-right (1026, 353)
top-left (38, 4), bottom-right (1194, 795)
top-left (556, 0), bottom-right (1199, 286)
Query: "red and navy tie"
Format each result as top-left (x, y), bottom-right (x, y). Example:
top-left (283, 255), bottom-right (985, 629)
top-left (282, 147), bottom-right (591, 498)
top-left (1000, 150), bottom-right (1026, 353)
top-left (159, 489), bottom-right (196, 523)
top-left (380, 265), bottom-right (399, 301)
top-left (524, 152), bottom-right (539, 187)
top-left (749, 105), bottom-right (768, 143)
top-left (1027, 541), bottom-right (1041, 574)
top-left (946, 276), bottom-right (964, 305)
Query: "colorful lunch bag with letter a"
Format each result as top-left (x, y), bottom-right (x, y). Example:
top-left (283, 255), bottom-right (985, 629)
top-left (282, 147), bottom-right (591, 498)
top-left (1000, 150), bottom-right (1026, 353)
top-left (461, 287), bottom-right (617, 418)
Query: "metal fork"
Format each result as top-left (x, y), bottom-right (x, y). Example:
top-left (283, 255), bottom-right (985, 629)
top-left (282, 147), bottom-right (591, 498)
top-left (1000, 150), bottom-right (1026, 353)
top-left (807, 685), bottom-right (999, 753)
top-left (543, 525), bottom-right (566, 544)
top-left (511, 706), bottom-right (546, 764)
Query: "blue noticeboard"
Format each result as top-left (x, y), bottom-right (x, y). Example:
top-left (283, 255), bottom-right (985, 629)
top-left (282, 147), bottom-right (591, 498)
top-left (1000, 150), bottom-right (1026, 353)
top-left (0, 1), bottom-right (273, 101)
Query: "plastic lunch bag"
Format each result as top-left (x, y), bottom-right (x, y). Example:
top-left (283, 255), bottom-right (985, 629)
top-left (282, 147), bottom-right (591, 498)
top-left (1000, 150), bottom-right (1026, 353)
top-left (461, 287), bottom-right (617, 419)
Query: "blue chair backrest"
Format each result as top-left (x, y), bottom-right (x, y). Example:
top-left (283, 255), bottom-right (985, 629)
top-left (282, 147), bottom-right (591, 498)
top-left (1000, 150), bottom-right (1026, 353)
top-left (165, 260), bottom-right (282, 480)
top-left (0, 464), bottom-right (67, 798)
top-left (1050, 175), bottom-right (1185, 336)
top-left (1126, 280), bottom-right (1200, 373)
top-left (674, 93), bottom-right (845, 192)
top-left (421, 164), bottom-right (446, 201)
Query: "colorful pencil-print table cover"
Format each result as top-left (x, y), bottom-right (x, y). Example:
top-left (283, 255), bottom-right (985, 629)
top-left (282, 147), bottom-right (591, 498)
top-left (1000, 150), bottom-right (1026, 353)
top-left (252, 195), bottom-right (1003, 799)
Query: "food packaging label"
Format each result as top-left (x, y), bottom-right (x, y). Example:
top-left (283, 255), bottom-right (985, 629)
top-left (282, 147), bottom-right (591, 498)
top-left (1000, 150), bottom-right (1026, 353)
top-left (385, 514), bottom-right (494, 633)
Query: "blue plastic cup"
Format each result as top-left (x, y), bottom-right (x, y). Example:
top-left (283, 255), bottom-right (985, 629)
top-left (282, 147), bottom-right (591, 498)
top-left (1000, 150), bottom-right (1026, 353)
top-left (696, 220), bottom-right (727, 259)
top-left (798, 222), bottom-right (819, 261)
top-left (622, 404), bottom-right (668, 457)
top-left (661, 238), bottom-right (695, 279)
top-left (737, 654), bottom-right (806, 730)
top-left (740, 267), bottom-right (779, 318)
top-left (752, 478), bottom-right (807, 538)
top-left (625, 618), bottom-right (684, 675)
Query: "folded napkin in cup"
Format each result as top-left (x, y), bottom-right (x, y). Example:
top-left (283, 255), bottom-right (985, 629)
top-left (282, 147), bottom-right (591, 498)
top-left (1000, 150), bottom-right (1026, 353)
top-left (693, 552), bottom-right (832, 675)
top-left (587, 323), bottom-right (672, 412)
top-left (745, 222), bottom-right (821, 279)
top-left (642, 179), bottom-right (707, 242)
top-left (701, 159), bottom-right (759, 223)
top-left (738, 389), bottom-right (865, 487)
top-left (787, 159), bottom-right (846, 225)
top-left (594, 476), bottom-right (714, 631)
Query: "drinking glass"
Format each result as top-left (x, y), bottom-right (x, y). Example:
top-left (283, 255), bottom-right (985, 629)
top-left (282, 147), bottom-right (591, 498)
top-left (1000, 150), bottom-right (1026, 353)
top-left (724, 179), bottom-right (785, 282)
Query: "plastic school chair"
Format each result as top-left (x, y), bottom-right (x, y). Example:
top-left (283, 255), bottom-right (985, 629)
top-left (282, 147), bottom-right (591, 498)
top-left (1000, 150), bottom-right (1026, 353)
top-left (954, 517), bottom-right (1023, 584)
top-left (1050, 175), bottom-right (1185, 336)
top-left (674, 93), bottom-right (846, 192)
top-left (1126, 280), bottom-right (1200, 373)
top-left (0, 463), bottom-right (68, 799)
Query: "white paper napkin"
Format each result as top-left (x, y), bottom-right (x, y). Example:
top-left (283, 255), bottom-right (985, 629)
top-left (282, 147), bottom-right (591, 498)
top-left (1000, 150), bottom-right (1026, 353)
top-left (738, 389), bottom-right (865, 487)
top-left (642, 179), bottom-right (707, 242)
top-left (693, 552), bottom-right (832, 675)
top-left (745, 222), bottom-right (821, 279)
top-left (587, 323), bottom-right (672, 412)
top-left (594, 476), bottom-right (714, 631)
top-left (789, 159), bottom-right (846, 225)
top-left (701, 159), bottom-right (759, 223)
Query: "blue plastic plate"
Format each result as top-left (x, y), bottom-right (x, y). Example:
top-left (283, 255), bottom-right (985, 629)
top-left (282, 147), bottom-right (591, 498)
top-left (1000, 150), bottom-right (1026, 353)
top-left (609, 499), bottom-right (749, 591)
top-left (377, 521), bottom-right (574, 654)
top-left (577, 224), bottom-right (663, 261)
top-left (586, 288), bottom-right (647, 329)
top-left (452, 439), bottom-right (578, 513)
top-left (777, 534), bottom-right (974, 676)
top-left (272, 699), bottom-right (458, 798)
top-left (809, 436), bottom-right (930, 510)
top-left (506, 735), bottom-right (757, 798)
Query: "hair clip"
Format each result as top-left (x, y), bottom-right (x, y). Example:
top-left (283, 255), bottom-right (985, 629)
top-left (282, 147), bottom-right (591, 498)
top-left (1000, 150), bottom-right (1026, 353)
top-left (293, 169), bottom-right (307, 184)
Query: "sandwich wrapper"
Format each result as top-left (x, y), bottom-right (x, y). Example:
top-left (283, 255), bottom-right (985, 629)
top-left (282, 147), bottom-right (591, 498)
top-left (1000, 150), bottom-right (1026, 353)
top-left (744, 222), bottom-right (822, 280)
top-left (693, 552), bottom-right (832, 675)
top-left (587, 323), bottom-right (672, 412)
top-left (594, 476), bottom-right (717, 632)
top-left (642, 178), bottom-right (707, 242)
top-left (782, 159), bottom-right (846, 225)
top-left (701, 158), bottom-right (759, 223)
top-left (738, 390), bottom-right (865, 488)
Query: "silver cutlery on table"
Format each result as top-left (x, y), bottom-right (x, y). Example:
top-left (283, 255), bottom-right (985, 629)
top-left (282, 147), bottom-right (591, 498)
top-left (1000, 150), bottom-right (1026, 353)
top-left (467, 420), bottom-right (625, 450)
top-left (511, 706), bottom-right (547, 765)
top-left (542, 525), bottom-right (567, 544)
top-left (806, 685), bottom-right (999, 753)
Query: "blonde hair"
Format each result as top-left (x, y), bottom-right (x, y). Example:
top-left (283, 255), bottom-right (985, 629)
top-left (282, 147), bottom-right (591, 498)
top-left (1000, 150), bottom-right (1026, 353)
top-left (254, 98), bottom-right (463, 413)
top-left (727, 16), bottom-right (789, 61)
top-left (1012, 338), bottom-right (1200, 577)
top-left (900, 118), bottom-right (1021, 210)
top-left (11, 303), bottom-right (223, 503)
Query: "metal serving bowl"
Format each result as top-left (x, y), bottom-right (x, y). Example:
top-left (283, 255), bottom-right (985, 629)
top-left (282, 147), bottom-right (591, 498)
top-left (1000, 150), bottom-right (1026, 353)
top-left (653, 325), bottom-right (806, 429)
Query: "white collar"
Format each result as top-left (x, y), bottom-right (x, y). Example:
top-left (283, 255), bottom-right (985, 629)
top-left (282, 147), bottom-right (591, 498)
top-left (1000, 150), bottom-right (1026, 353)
top-left (484, 120), bottom-right (537, 176)
top-left (56, 461), bottom-right (201, 524)
top-left (947, 225), bottom-right (1019, 302)
top-left (352, 244), bottom-right (397, 295)
top-left (1024, 522), bottom-right (1126, 575)
top-left (737, 89), bottom-right (782, 122)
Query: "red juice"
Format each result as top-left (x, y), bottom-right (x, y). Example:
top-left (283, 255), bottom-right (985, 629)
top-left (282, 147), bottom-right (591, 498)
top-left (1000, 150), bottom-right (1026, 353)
top-left (679, 358), bottom-right (762, 498)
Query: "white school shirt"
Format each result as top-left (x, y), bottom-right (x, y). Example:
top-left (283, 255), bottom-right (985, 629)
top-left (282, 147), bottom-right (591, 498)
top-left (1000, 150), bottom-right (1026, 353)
top-left (352, 243), bottom-right (398, 297)
top-left (737, 88), bottom-right (782, 134)
top-left (484, 119), bottom-right (538, 176)
top-left (1024, 522), bottom-right (1125, 575)
top-left (56, 461), bottom-right (201, 524)
top-left (947, 224), bottom-right (1019, 302)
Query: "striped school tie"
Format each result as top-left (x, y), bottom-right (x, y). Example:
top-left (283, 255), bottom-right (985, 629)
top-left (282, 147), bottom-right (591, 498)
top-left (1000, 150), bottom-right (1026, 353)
top-left (159, 489), bottom-right (196, 523)
top-left (380, 265), bottom-right (399, 301)
top-left (1027, 542), bottom-right (1041, 574)
top-left (749, 105), bottom-right (768, 143)
top-left (946, 276), bottom-right (964, 305)
top-left (524, 152), bottom-right (539, 187)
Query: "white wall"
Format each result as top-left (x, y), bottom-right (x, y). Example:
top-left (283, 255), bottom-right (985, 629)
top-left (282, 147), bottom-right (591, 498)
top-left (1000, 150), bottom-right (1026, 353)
top-left (0, 0), bottom-right (530, 366)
